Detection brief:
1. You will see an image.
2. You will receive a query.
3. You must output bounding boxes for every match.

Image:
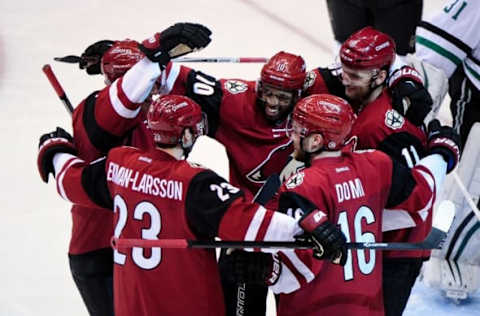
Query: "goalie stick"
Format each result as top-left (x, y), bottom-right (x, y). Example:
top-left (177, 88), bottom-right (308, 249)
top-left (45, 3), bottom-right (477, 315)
top-left (54, 55), bottom-right (268, 64)
top-left (42, 64), bottom-right (74, 115)
top-left (452, 171), bottom-right (480, 221)
top-left (112, 199), bottom-right (456, 251)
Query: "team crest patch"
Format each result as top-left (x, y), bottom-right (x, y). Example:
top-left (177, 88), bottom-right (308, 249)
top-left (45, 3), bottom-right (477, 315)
top-left (224, 80), bottom-right (248, 94)
top-left (303, 70), bottom-right (316, 90)
top-left (384, 109), bottom-right (405, 130)
top-left (187, 161), bottom-right (205, 169)
top-left (285, 172), bottom-right (305, 189)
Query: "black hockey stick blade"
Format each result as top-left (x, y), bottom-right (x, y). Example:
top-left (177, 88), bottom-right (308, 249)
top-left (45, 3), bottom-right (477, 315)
top-left (252, 174), bottom-right (281, 206)
top-left (54, 55), bottom-right (82, 63)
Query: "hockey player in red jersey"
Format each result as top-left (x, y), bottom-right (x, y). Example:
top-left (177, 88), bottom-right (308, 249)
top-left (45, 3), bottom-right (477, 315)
top-left (62, 27), bottom-right (433, 315)
top-left (36, 94), bottom-right (347, 316)
top-left (272, 94), bottom-right (460, 316)
top-left (41, 23), bottom-right (212, 316)
top-left (71, 46), bottom-right (307, 314)
top-left (301, 27), bottom-right (450, 315)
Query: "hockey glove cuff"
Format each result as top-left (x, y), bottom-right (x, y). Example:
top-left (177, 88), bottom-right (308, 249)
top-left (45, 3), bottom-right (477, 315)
top-left (79, 40), bottom-right (115, 75)
top-left (139, 23), bottom-right (212, 68)
top-left (223, 250), bottom-right (282, 286)
top-left (389, 66), bottom-right (433, 126)
top-left (37, 127), bottom-right (76, 183)
top-left (427, 119), bottom-right (461, 174)
top-left (298, 209), bottom-right (347, 266)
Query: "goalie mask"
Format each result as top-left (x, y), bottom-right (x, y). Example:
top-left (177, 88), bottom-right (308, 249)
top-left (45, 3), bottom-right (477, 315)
top-left (101, 39), bottom-right (144, 84)
top-left (258, 51), bottom-right (307, 123)
top-left (290, 94), bottom-right (355, 151)
top-left (147, 95), bottom-right (207, 156)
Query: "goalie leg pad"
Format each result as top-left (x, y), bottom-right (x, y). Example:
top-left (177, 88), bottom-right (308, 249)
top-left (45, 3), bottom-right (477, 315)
top-left (422, 256), bottom-right (480, 301)
top-left (436, 123), bottom-right (480, 265)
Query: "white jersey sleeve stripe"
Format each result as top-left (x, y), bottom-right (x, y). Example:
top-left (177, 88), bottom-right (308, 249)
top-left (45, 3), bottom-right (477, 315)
top-left (281, 250), bottom-right (315, 283)
top-left (264, 212), bottom-right (303, 242)
top-left (109, 79), bottom-right (141, 119)
top-left (121, 57), bottom-right (161, 102)
top-left (53, 153), bottom-right (84, 202)
top-left (161, 63), bottom-right (181, 94)
top-left (244, 205), bottom-right (267, 241)
top-left (269, 263), bottom-right (301, 294)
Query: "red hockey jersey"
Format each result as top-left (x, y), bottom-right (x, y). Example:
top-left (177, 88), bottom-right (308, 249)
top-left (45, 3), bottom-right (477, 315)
top-left (305, 67), bottom-right (431, 259)
top-left (53, 146), bottom-right (301, 316)
top-left (68, 59), bottom-right (160, 254)
top-left (273, 149), bottom-right (436, 316)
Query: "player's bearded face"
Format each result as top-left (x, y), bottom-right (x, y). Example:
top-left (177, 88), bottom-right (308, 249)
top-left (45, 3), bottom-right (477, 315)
top-left (258, 84), bottom-right (295, 121)
top-left (341, 65), bottom-right (376, 103)
top-left (289, 121), bottom-right (307, 162)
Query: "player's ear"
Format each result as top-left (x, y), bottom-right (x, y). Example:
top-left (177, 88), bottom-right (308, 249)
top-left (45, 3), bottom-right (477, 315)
top-left (375, 69), bottom-right (388, 86)
top-left (305, 133), bottom-right (323, 152)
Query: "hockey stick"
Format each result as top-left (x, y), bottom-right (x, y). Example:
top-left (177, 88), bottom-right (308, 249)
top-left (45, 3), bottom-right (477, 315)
top-left (42, 64), bottom-right (74, 115)
top-left (172, 57), bottom-right (268, 63)
top-left (452, 172), bottom-right (480, 221)
top-left (111, 234), bottom-right (446, 250)
top-left (54, 55), bottom-right (268, 64)
top-left (112, 200), bottom-right (455, 251)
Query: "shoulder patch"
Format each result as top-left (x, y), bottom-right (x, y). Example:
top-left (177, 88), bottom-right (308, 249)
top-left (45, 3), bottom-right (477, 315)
top-left (384, 109), bottom-right (405, 130)
top-left (224, 80), bottom-right (248, 94)
top-left (285, 171), bottom-right (305, 189)
top-left (303, 70), bottom-right (316, 90)
top-left (187, 161), bottom-right (206, 169)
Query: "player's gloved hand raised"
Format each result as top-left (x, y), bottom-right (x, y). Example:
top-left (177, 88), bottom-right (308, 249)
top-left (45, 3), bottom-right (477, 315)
top-left (37, 127), bottom-right (77, 183)
top-left (79, 40), bottom-right (115, 75)
top-left (139, 23), bottom-right (212, 68)
top-left (297, 209), bottom-right (347, 266)
top-left (389, 66), bottom-right (433, 126)
top-left (222, 250), bottom-right (281, 286)
top-left (427, 119), bottom-right (461, 174)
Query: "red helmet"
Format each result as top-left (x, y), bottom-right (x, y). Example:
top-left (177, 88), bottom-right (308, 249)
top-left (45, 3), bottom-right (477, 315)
top-left (101, 39), bottom-right (144, 83)
top-left (340, 27), bottom-right (396, 71)
top-left (261, 51), bottom-right (306, 91)
top-left (147, 95), bottom-right (206, 145)
top-left (292, 94), bottom-right (355, 150)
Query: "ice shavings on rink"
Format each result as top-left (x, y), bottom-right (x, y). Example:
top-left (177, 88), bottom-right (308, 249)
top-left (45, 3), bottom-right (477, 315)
top-left (404, 279), bottom-right (480, 315)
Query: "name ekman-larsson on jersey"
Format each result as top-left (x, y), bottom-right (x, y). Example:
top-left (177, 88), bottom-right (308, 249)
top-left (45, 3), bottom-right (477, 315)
top-left (106, 161), bottom-right (183, 200)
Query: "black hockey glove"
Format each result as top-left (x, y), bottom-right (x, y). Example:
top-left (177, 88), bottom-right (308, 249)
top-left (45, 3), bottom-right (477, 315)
top-left (427, 119), bottom-right (461, 174)
top-left (79, 40), bottom-right (115, 75)
top-left (389, 66), bottom-right (433, 126)
top-left (298, 209), bottom-right (347, 266)
top-left (37, 127), bottom-right (76, 183)
top-left (139, 23), bottom-right (212, 68)
top-left (222, 250), bottom-right (281, 286)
